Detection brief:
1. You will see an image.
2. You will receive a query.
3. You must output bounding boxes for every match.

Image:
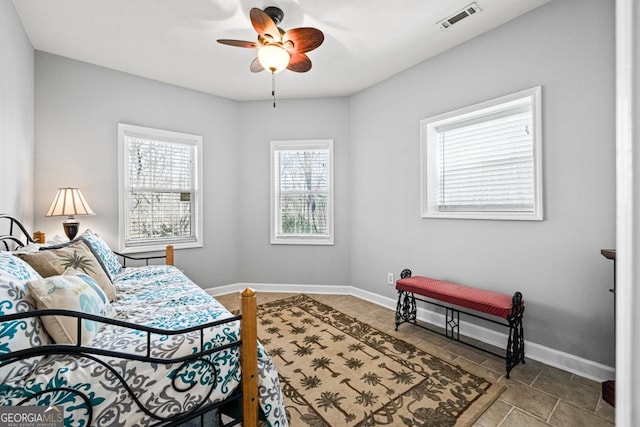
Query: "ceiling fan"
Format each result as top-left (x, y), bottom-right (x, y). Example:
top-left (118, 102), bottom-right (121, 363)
top-left (217, 6), bottom-right (324, 107)
top-left (217, 6), bottom-right (324, 74)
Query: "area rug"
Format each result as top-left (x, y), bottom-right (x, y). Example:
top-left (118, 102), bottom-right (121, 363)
top-left (255, 294), bottom-right (504, 427)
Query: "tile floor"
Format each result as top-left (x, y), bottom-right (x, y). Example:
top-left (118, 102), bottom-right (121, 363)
top-left (215, 292), bottom-right (615, 427)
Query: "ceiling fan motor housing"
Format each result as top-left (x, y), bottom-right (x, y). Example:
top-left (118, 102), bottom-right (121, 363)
top-left (264, 6), bottom-right (284, 25)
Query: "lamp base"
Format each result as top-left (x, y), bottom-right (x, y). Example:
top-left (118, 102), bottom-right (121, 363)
top-left (63, 217), bottom-right (80, 240)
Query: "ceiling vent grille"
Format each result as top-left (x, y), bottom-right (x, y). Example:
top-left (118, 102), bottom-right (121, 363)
top-left (437, 3), bottom-right (482, 30)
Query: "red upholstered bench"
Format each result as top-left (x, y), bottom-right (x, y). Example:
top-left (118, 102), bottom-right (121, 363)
top-left (394, 269), bottom-right (525, 378)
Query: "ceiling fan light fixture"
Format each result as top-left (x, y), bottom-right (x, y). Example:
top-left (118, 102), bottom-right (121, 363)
top-left (258, 44), bottom-right (290, 73)
top-left (217, 6), bottom-right (323, 106)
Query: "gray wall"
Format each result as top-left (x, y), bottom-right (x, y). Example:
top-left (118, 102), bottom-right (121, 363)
top-left (238, 98), bottom-right (351, 286)
top-left (33, 52), bottom-right (241, 287)
top-left (349, 0), bottom-right (616, 365)
top-left (0, 0), bottom-right (34, 226)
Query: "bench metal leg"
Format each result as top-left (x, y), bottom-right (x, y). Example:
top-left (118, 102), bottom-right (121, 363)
top-left (395, 290), bottom-right (417, 330)
top-left (506, 292), bottom-right (526, 378)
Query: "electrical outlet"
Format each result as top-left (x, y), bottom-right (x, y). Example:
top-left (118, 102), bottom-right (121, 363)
top-left (387, 272), bottom-right (394, 285)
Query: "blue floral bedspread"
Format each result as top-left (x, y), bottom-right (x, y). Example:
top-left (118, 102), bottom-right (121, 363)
top-left (0, 265), bottom-right (288, 427)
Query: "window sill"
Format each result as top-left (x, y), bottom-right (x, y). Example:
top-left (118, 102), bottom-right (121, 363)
top-left (118, 241), bottom-right (203, 254)
top-left (271, 237), bottom-right (334, 245)
top-left (422, 210), bottom-right (543, 221)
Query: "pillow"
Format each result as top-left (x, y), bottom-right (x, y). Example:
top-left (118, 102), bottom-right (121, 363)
top-left (27, 272), bottom-right (111, 345)
top-left (79, 229), bottom-right (122, 279)
top-left (0, 253), bottom-right (51, 383)
top-left (15, 239), bottom-right (116, 301)
top-left (0, 251), bottom-right (41, 282)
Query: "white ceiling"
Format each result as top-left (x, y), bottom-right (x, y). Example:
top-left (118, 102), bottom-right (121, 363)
top-left (12, 0), bottom-right (550, 101)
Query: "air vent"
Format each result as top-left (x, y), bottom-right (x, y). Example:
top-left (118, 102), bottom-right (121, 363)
top-left (437, 3), bottom-right (482, 30)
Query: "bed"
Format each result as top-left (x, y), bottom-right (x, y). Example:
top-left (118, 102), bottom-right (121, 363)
top-left (0, 215), bottom-right (287, 426)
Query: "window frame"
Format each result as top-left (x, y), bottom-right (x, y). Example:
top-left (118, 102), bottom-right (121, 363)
top-left (117, 123), bottom-right (204, 253)
top-left (270, 139), bottom-right (335, 245)
top-left (420, 86), bottom-right (543, 221)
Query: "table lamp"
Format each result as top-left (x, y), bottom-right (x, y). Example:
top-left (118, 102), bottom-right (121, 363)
top-left (46, 187), bottom-right (95, 240)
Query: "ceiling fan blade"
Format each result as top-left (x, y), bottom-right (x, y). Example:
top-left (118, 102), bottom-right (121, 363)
top-left (287, 53), bottom-right (312, 73)
top-left (250, 8), bottom-right (281, 43)
top-left (283, 28), bottom-right (324, 54)
top-left (250, 57), bottom-right (264, 73)
top-left (217, 39), bottom-right (259, 49)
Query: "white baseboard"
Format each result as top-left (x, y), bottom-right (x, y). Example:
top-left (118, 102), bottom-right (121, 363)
top-left (205, 282), bottom-right (615, 382)
top-left (206, 282), bottom-right (352, 297)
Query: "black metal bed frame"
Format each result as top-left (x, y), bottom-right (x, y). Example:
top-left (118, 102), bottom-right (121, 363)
top-left (0, 214), bottom-right (35, 251)
top-left (0, 310), bottom-right (244, 426)
top-left (113, 251), bottom-right (168, 267)
top-left (394, 269), bottom-right (526, 378)
top-left (0, 214), bottom-right (247, 426)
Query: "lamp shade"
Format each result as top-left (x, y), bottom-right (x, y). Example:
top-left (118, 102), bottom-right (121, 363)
top-left (258, 44), bottom-right (290, 73)
top-left (46, 188), bottom-right (95, 217)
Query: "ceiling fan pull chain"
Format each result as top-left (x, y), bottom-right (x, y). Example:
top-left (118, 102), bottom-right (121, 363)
top-left (272, 72), bottom-right (277, 108)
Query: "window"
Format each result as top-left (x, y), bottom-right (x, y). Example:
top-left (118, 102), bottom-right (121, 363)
top-left (420, 86), bottom-right (543, 220)
top-left (270, 139), bottom-right (334, 245)
top-left (118, 123), bottom-right (203, 252)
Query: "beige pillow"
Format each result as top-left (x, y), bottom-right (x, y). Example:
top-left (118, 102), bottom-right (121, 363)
top-left (16, 239), bottom-right (116, 301)
top-left (27, 273), bottom-right (111, 345)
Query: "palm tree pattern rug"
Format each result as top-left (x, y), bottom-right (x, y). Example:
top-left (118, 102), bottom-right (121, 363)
top-left (255, 295), bottom-right (504, 426)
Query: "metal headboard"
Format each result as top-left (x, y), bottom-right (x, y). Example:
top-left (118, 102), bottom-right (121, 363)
top-left (0, 214), bottom-right (35, 251)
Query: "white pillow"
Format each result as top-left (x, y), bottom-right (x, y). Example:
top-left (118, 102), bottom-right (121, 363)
top-left (27, 272), bottom-right (111, 345)
top-left (0, 252), bottom-right (50, 383)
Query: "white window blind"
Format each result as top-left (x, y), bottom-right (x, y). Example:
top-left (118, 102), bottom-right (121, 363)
top-left (118, 124), bottom-right (203, 252)
top-left (437, 108), bottom-right (534, 211)
top-left (421, 87), bottom-right (543, 220)
top-left (271, 140), bottom-right (334, 245)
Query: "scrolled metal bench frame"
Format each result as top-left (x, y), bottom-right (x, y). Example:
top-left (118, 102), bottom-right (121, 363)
top-left (394, 268), bottom-right (525, 378)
